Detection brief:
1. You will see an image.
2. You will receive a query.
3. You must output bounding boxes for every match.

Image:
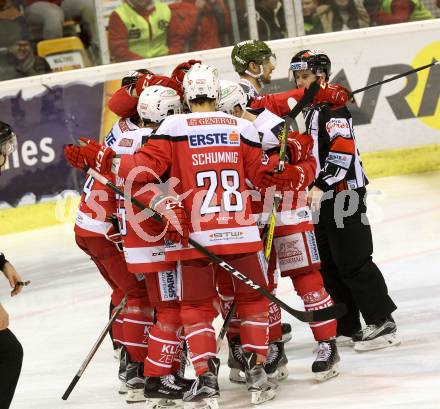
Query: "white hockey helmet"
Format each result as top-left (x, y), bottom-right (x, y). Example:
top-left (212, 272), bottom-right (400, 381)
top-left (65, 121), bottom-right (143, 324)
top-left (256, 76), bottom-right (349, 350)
top-left (137, 85), bottom-right (182, 123)
top-left (182, 63), bottom-right (220, 107)
top-left (217, 80), bottom-right (248, 116)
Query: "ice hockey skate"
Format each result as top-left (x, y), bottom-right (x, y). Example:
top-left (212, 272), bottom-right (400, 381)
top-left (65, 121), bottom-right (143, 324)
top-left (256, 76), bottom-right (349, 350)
top-left (312, 339), bottom-right (340, 381)
top-left (144, 374), bottom-right (186, 409)
top-left (335, 335), bottom-right (354, 347)
top-left (126, 361), bottom-right (146, 403)
top-left (263, 342), bottom-right (289, 381)
top-left (243, 351), bottom-right (277, 405)
top-left (227, 336), bottom-right (246, 384)
top-left (353, 317), bottom-right (401, 352)
top-left (182, 358), bottom-right (220, 409)
top-left (118, 347), bottom-right (128, 394)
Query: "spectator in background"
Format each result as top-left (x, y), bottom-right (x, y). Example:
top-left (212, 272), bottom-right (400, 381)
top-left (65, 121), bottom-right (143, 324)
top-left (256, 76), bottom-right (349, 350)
top-left (315, 0), bottom-right (370, 32)
top-left (0, 0), bottom-right (51, 80)
top-left (180, 0), bottom-right (231, 52)
top-left (108, 0), bottom-right (180, 62)
top-left (364, 0), bottom-right (433, 25)
top-left (24, 0), bottom-right (100, 64)
top-left (302, 0), bottom-right (324, 34)
top-left (255, 0), bottom-right (286, 40)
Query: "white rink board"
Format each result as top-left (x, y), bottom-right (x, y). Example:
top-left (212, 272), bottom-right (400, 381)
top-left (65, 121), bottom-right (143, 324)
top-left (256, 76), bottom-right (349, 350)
top-left (0, 20), bottom-right (439, 152)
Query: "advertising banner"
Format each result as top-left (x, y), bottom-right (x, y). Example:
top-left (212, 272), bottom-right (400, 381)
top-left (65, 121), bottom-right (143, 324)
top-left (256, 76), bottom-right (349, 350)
top-left (0, 20), bottom-right (439, 206)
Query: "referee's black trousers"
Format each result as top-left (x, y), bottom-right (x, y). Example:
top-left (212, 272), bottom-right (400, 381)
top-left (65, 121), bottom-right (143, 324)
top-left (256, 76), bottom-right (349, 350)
top-left (314, 187), bottom-right (397, 336)
top-left (0, 329), bottom-right (23, 409)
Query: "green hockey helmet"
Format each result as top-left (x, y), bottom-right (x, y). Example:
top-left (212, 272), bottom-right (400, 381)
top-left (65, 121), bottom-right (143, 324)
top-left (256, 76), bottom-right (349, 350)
top-left (231, 40), bottom-right (275, 74)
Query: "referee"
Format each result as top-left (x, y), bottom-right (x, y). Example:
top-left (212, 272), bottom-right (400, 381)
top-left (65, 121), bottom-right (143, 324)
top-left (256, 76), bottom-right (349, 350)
top-left (288, 51), bottom-right (399, 352)
top-left (0, 121), bottom-right (26, 409)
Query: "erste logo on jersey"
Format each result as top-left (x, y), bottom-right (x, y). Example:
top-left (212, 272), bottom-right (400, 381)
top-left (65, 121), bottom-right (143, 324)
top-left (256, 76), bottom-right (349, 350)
top-left (188, 131), bottom-right (240, 148)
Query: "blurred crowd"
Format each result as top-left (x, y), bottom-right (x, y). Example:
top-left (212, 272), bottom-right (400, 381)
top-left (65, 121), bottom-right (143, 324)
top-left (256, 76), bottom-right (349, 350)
top-left (0, 0), bottom-right (438, 81)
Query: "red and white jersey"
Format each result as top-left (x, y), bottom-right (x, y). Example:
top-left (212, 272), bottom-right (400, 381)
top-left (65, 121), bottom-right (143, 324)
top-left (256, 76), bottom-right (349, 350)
top-left (250, 109), bottom-right (316, 235)
top-left (104, 117), bottom-right (139, 148)
top-left (112, 127), bottom-right (175, 273)
top-left (117, 111), bottom-right (269, 261)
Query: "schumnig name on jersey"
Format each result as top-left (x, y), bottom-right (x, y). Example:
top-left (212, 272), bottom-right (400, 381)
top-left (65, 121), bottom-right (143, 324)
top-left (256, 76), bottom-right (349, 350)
top-left (192, 151), bottom-right (239, 166)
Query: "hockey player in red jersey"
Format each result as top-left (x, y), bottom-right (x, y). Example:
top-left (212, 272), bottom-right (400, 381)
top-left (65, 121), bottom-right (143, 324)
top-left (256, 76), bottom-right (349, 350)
top-left (64, 63), bottom-right (286, 407)
top-left (230, 39), bottom-right (351, 118)
top-left (217, 80), bottom-right (340, 382)
top-left (107, 60), bottom-right (199, 119)
top-left (289, 49), bottom-right (399, 352)
top-left (73, 158), bottom-right (152, 400)
top-left (109, 85), bottom-right (197, 407)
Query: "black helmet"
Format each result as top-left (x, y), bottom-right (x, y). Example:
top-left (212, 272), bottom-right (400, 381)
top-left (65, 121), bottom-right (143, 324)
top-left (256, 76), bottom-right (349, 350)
top-left (121, 68), bottom-right (154, 87)
top-left (0, 120), bottom-right (17, 158)
top-left (289, 49), bottom-right (331, 82)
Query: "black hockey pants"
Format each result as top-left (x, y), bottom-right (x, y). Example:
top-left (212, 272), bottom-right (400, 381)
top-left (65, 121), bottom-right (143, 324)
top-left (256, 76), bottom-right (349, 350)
top-left (0, 329), bottom-right (23, 409)
top-left (314, 187), bottom-right (397, 336)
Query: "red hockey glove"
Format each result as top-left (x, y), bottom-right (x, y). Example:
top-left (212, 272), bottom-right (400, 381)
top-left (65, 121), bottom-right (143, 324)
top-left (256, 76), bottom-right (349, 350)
top-left (260, 164), bottom-right (306, 192)
top-left (171, 59), bottom-right (202, 84)
top-left (135, 74), bottom-right (183, 100)
top-left (313, 79), bottom-right (352, 106)
top-left (151, 195), bottom-right (189, 247)
top-left (64, 138), bottom-right (115, 173)
top-left (287, 131), bottom-right (314, 163)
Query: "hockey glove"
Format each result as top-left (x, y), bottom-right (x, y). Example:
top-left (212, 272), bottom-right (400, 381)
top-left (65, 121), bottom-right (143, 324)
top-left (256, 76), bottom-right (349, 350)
top-left (313, 79), bottom-right (352, 106)
top-left (151, 195), bottom-right (189, 247)
top-left (135, 74), bottom-right (183, 100)
top-left (171, 59), bottom-right (202, 85)
top-left (260, 164), bottom-right (306, 192)
top-left (64, 138), bottom-right (115, 173)
top-left (287, 131), bottom-right (314, 164)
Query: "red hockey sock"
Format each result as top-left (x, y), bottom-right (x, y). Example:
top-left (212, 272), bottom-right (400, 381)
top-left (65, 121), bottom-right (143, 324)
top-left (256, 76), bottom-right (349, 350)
top-left (268, 301), bottom-right (282, 342)
top-left (292, 271), bottom-right (337, 341)
top-left (123, 301), bottom-right (154, 363)
top-left (170, 335), bottom-right (185, 374)
top-left (237, 297), bottom-right (269, 363)
top-left (111, 290), bottom-right (125, 347)
top-left (144, 306), bottom-right (182, 377)
top-left (219, 296), bottom-right (241, 340)
top-left (180, 301), bottom-right (217, 376)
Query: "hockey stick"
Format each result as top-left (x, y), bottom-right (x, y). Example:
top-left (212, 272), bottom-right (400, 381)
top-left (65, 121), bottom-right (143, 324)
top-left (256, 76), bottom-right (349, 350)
top-left (262, 80), bottom-right (321, 248)
top-left (61, 295), bottom-right (127, 400)
top-left (350, 60), bottom-right (438, 96)
top-left (87, 168), bottom-right (346, 323)
top-left (216, 302), bottom-right (237, 353)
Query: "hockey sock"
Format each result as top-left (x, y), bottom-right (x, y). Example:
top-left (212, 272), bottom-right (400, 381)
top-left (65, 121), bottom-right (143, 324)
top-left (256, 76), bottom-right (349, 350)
top-left (268, 301), bottom-right (282, 342)
top-left (219, 295), bottom-right (241, 340)
top-left (292, 271), bottom-right (337, 341)
top-left (111, 290), bottom-right (125, 347)
top-left (170, 335), bottom-right (185, 374)
top-left (144, 306), bottom-right (182, 377)
top-left (180, 301), bottom-right (217, 376)
top-left (123, 301), bottom-right (154, 363)
top-left (237, 297), bottom-right (269, 363)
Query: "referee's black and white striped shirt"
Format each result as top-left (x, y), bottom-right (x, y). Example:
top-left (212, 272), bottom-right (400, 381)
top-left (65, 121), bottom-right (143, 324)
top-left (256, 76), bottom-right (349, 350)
top-left (304, 103), bottom-right (369, 192)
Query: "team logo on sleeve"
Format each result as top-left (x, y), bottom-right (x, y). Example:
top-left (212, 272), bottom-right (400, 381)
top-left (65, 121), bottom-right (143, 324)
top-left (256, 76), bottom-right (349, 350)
top-left (188, 131), bottom-right (241, 148)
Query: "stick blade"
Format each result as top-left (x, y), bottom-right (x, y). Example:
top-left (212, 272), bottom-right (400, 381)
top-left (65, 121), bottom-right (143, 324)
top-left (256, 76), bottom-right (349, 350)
top-left (61, 374), bottom-right (80, 400)
top-left (310, 303), bottom-right (347, 322)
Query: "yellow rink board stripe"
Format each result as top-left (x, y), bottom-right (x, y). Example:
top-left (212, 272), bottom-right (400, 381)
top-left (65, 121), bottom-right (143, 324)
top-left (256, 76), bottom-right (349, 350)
top-left (1, 144), bottom-right (440, 236)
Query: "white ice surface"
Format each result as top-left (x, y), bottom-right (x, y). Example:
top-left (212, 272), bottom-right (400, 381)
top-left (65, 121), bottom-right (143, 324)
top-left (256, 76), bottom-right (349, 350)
top-left (1, 172), bottom-right (440, 409)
